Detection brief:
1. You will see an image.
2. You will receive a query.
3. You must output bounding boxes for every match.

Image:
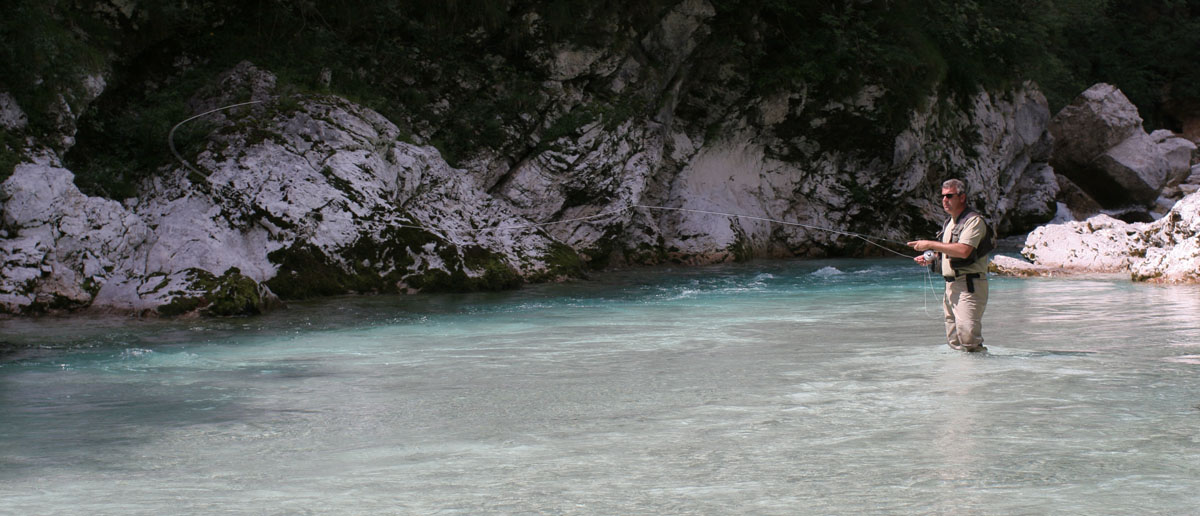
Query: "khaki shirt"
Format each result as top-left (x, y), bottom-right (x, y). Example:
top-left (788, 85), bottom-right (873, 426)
top-left (941, 213), bottom-right (988, 276)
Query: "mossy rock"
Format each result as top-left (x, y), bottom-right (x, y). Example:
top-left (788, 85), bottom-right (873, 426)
top-left (264, 223), bottom-right (522, 297)
top-left (158, 267), bottom-right (276, 317)
top-left (726, 226), bottom-right (754, 263)
top-left (533, 241), bottom-right (587, 279)
top-left (406, 245), bottom-right (522, 293)
top-left (265, 243), bottom-right (361, 299)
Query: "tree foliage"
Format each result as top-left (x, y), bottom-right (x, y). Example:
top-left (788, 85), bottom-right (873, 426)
top-left (2, 0), bottom-right (1197, 191)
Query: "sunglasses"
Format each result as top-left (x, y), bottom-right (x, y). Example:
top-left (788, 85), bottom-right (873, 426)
top-left (939, 192), bottom-right (963, 199)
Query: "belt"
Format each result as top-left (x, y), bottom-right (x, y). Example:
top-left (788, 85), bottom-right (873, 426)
top-left (944, 273), bottom-right (983, 293)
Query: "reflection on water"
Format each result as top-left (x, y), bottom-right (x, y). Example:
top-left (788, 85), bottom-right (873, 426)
top-left (1, 259), bottom-right (1199, 514)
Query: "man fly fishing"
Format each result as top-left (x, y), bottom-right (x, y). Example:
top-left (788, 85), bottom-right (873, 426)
top-left (907, 179), bottom-right (994, 353)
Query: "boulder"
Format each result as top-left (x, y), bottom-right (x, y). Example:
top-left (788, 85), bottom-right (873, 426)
top-left (1049, 83), bottom-right (1197, 210)
top-left (1019, 190), bottom-right (1200, 283)
top-left (1151, 129), bottom-right (1198, 187)
top-left (1092, 132), bottom-right (1170, 204)
top-left (1, 163), bottom-right (151, 313)
top-left (0, 162), bottom-right (282, 316)
top-left (1021, 213), bottom-right (1143, 272)
top-left (1049, 83), bottom-right (1143, 172)
top-left (1005, 163), bottom-right (1059, 233)
top-left (1054, 173), bottom-right (1103, 220)
top-left (1129, 191), bottom-right (1200, 283)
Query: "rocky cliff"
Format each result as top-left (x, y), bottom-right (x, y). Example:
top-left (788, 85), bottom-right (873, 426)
top-left (2, 0), bottom-right (1193, 316)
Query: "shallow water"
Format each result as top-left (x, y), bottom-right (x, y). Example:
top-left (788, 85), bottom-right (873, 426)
top-left (2, 259), bottom-right (1199, 515)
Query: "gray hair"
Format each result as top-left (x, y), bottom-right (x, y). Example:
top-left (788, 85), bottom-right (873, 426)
top-left (942, 179), bottom-right (967, 194)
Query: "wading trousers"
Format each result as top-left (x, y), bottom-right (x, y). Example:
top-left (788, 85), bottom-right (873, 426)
top-left (943, 274), bottom-right (988, 351)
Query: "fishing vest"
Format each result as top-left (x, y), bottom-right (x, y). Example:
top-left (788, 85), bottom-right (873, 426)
top-left (939, 208), bottom-right (994, 276)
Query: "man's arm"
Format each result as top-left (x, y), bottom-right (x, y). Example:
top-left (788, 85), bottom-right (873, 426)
top-left (907, 240), bottom-right (975, 259)
top-left (908, 215), bottom-right (983, 262)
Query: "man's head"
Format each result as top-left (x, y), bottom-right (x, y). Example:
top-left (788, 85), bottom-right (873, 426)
top-left (940, 179), bottom-right (967, 217)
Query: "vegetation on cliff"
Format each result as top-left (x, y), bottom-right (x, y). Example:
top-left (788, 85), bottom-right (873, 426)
top-left (2, 0), bottom-right (1197, 190)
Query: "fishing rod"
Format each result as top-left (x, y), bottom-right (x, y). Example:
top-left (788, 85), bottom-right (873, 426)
top-left (490, 204), bottom-right (918, 259)
top-left (629, 204), bottom-right (917, 259)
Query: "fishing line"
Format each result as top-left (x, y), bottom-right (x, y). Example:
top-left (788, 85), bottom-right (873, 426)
top-left (923, 266), bottom-right (944, 320)
top-left (169, 100), bottom-right (264, 178)
top-left (630, 204), bottom-right (916, 259)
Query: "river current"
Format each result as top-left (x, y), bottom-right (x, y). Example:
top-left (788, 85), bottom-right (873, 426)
top-left (2, 258), bottom-right (1199, 515)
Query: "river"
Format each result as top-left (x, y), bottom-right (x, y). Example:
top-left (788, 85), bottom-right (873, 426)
top-left (2, 258), bottom-right (1199, 514)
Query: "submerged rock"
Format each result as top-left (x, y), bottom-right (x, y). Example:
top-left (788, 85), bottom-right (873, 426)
top-left (989, 255), bottom-right (1079, 278)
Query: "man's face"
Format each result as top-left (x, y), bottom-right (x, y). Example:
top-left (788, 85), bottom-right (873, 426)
top-left (941, 187), bottom-right (965, 214)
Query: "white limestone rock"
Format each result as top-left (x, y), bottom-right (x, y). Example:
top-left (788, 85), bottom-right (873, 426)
top-left (0, 92), bottom-right (28, 130)
top-left (895, 83), bottom-right (1056, 234)
top-left (1049, 83), bottom-right (1143, 169)
top-left (989, 254), bottom-right (1075, 278)
top-left (1048, 83), bottom-right (1195, 209)
top-left (543, 44), bottom-right (613, 81)
top-left (1129, 192), bottom-right (1200, 283)
top-left (1, 65), bottom-right (584, 314)
top-left (1152, 130), bottom-right (1198, 187)
top-left (1, 163), bottom-right (148, 313)
top-left (1021, 214), bottom-right (1144, 272)
top-left (1021, 191), bottom-right (1200, 283)
top-left (161, 91), bottom-right (572, 297)
top-left (1094, 132), bottom-right (1171, 204)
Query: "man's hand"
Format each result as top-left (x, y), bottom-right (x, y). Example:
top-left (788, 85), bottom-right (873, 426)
top-left (908, 239), bottom-right (974, 260)
top-left (907, 240), bottom-right (934, 252)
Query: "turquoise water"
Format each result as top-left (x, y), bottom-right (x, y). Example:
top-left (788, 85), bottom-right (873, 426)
top-left (2, 258), bottom-right (1199, 515)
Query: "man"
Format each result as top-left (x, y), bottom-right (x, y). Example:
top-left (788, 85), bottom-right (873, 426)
top-left (907, 179), bottom-right (991, 352)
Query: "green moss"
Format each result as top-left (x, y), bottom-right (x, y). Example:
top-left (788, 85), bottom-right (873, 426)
top-left (0, 129), bottom-right (27, 183)
top-left (624, 239), bottom-right (669, 266)
top-left (726, 230), bottom-right (754, 263)
top-left (80, 276), bottom-right (102, 298)
top-left (203, 268), bottom-right (269, 316)
top-left (157, 295), bottom-right (203, 317)
top-left (157, 267), bottom-right (273, 317)
top-left (320, 166), bottom-right (361, 203)
top-left (24, 294), bottom-right (88, 313)
top-left (407, 268), bottom-right (468, 292)
top-left (265, 243), bottom-right (357, 299)
top-left (404, 244), bottom-right (522, 293)
top-left (461, 245), bottom-right (523, 290)
top-left (476, 259), bottom-right (523, 290)
top-left (266, 222), bottom-right (453, 298)
top-left (540, 241), bottom-right (587, 278)
top-left (145, 273), bottom-right (171, 295)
